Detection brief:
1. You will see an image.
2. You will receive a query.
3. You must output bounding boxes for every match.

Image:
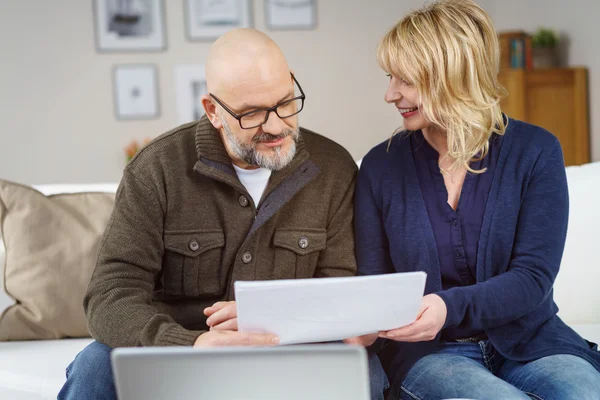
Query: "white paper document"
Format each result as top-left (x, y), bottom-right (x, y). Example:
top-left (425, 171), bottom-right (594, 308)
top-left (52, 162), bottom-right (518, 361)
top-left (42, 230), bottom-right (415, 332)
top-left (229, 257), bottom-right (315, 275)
top-left (235, 272), bottom-right (427, 345)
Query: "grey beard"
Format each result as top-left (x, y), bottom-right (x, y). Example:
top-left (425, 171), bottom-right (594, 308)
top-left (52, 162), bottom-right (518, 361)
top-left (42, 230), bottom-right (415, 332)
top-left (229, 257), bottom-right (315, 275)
top-left (221, 115), bottom-right (299, 171)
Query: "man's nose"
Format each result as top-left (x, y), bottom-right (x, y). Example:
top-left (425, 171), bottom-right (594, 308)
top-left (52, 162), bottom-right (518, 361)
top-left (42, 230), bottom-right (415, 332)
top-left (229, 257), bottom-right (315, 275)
top-left (261, 110), bottom-right (286, 135)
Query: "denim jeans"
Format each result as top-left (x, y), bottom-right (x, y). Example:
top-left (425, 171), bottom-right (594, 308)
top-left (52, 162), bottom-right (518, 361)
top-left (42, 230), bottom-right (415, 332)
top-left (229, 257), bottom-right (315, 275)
top-left (397, 341), bottom-right (600, 400)
top-left (370, 349), bottom-right (390, 400)
top-left (58, 341), bottom-right (116, 400)
top-left (58, 340), bottom-right (389, 400)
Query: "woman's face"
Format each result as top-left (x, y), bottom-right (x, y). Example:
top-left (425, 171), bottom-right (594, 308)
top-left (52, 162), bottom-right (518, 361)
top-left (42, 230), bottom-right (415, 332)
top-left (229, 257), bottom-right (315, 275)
top-left (384, 75), bottom-right (430, 131)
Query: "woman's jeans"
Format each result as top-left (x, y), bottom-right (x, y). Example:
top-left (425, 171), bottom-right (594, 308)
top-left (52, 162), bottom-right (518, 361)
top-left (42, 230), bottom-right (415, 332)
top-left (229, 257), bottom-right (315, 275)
top-left (396, 340), bottom-right (600, 400)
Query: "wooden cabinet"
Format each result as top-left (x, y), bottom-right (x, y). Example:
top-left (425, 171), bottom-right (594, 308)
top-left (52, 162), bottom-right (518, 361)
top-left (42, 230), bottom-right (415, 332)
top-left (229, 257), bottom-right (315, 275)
top-left (498, 67), bottom-right (590, 165)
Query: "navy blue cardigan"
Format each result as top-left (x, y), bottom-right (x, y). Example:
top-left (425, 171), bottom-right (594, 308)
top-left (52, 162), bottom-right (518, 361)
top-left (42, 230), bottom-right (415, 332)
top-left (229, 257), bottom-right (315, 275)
top-left (355, 118), bottom-right (600, 384)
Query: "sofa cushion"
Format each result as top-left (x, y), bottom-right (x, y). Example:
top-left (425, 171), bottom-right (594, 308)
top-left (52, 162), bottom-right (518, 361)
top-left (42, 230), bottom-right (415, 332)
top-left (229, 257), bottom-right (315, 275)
top-left (0, 180), bottom-right (115, 340)
top-left (31, 183), bottom-right (119, 196)
top-left (0, 338), bottom-right (93, 399)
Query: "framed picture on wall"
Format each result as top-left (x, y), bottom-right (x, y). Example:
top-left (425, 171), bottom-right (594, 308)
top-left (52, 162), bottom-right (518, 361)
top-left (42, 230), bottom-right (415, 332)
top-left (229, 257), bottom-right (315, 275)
top-left (265, 0), bottom-right (317, 30)
top-left (93, 0), bottom-right (167, 52)
top-left (185, 0), bottom-right (253, 41)
top-left (113, 64), bottom-right (160, 120)
top-left (175, 65), bottom-right (208, 124)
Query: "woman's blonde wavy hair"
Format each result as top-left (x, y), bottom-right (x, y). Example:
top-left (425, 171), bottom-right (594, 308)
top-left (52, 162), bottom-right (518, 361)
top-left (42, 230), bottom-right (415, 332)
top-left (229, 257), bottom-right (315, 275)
top-left (378, 0), bottom-right (507, 172)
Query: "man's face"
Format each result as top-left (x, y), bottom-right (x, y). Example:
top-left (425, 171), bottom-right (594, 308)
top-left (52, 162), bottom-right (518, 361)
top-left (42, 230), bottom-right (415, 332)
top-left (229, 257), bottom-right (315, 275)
top-left (216, 72), bottom-right (301, 171)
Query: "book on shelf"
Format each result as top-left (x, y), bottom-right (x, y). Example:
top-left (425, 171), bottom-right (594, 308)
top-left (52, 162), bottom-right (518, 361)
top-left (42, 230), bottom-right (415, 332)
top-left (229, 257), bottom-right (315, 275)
top-left (499, 31), bottom-right (533, 70)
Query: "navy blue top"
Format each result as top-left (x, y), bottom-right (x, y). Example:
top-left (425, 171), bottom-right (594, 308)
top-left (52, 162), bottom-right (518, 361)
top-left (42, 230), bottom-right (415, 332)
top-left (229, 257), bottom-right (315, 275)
top-left (411, 131), bottom-right (502, 340)
top-left (355, 118), bottom-right (600, 386)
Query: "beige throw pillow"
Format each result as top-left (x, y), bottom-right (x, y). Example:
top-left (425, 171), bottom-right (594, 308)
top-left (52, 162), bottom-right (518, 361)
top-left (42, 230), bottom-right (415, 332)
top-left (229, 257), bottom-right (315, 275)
top-left (0, 233), bottom-right (10, 313)
top-left (0, 180), bottom-right (115, 340)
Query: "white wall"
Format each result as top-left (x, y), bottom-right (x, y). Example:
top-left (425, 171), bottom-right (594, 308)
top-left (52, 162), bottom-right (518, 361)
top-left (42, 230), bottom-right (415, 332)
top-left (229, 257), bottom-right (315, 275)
top-left (485, 0), bottom-right (600, 162)
top-left (0, 0), bottom-right (426, 184)
top-left (1, 1), bottom-right (597, 185)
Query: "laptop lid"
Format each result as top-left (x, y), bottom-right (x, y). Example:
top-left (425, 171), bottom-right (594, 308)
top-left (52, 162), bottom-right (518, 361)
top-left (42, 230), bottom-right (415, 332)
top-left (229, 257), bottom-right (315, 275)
top-left (111, 344), bottom-right (370, 400)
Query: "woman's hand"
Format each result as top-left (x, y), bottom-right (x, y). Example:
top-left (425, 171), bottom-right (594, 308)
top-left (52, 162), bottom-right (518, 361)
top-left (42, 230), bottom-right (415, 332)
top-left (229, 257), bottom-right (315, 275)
top-left (379, 294), bottom-right (447, 342)
top-left (343, 333), bottom-right (379, 347)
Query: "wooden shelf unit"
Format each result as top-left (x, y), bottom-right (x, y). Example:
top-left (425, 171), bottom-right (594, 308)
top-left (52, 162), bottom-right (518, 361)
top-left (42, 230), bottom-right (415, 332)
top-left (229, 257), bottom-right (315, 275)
top-left (498, 67), bottom-right (590, 166)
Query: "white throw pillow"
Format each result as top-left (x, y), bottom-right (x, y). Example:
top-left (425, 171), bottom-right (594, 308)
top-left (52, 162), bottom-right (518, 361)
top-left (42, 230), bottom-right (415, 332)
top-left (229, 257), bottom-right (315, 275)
top-left (555, 162), bottom-right (600, 325)
top-left (0, 183), bottom-right (119, 317)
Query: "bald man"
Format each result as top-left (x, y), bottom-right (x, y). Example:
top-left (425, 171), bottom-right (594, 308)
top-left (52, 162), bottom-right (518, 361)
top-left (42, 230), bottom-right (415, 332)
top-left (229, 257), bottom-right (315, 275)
top-left (58, 29), bottom-right (359, 399)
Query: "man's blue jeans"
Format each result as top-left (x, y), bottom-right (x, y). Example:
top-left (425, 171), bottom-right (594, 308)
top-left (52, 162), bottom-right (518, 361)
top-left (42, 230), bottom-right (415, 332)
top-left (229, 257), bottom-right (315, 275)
top-left (396, 341), bottom-right (600, 400)
top-left (58, 341), bottom-right (116, 400)
top-left (58, 341), bottom-right (389, 400)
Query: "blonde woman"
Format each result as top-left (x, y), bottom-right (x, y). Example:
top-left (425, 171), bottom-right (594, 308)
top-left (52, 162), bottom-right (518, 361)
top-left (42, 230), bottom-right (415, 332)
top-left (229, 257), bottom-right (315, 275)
top-left (350, 1), bottom-right (600, 398)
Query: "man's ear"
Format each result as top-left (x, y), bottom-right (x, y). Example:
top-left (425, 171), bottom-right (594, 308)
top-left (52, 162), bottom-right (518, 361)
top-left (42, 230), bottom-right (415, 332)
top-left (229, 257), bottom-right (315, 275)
top-left (201, 94), bottom-right (223, 129)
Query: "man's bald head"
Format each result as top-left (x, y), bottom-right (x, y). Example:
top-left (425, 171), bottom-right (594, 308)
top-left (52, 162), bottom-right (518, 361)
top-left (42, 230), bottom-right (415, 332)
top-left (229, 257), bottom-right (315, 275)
top-left (201, 29), bottom-right (301, 171)
top-left (206, 28), bottom-right (290, 95)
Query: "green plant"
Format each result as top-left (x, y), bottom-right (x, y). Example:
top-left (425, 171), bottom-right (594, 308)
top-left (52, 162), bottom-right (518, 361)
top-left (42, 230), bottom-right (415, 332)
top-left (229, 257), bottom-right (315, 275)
top-left (532, 27), bottom-right (559, 48)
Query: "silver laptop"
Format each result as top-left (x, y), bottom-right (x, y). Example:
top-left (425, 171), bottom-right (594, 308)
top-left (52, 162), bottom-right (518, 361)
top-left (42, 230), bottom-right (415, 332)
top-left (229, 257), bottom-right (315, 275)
top-left (111, 344), bottom-right (371, 400)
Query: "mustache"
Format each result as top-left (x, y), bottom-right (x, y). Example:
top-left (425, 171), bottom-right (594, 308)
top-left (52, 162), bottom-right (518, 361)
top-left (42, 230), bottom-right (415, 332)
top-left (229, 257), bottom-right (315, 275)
top-left (252, 128), bottom-right (296, 144)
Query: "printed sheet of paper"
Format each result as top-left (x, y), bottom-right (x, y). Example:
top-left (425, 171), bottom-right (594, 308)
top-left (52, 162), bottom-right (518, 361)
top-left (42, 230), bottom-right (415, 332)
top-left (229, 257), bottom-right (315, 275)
top-left (236, 272), bottom-right (427, 345)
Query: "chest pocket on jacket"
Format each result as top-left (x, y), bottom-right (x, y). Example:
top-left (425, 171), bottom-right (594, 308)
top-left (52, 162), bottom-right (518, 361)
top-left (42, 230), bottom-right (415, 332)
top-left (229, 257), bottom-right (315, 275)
top-left (162, 230), bottom-right (225, 298)
top-left (272, 229), bottom-right (327, 279)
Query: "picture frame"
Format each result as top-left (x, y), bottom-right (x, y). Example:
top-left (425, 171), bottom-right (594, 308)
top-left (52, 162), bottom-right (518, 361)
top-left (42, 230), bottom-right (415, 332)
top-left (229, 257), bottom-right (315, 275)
top-left (112, 64), bottom-right (160, 120)
top-left (93, 0), bottom-right (167, 52)
top-left (265, 0), bottom-right (317, 30)
top-left (184, 0), bottom-right (253, 41)
top-left (174, 65), bottom-right (208, 124)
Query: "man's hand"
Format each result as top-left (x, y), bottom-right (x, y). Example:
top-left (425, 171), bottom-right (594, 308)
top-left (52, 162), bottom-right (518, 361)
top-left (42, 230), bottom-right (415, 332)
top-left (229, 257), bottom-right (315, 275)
top-left (379, 294), bottom-right (447, 342)
top-left (194, 330), bottom-right (279, 348)
top-left (343, 333), bottom-right (379, 347)
top-left (204, 301), bottom-right (237, 331)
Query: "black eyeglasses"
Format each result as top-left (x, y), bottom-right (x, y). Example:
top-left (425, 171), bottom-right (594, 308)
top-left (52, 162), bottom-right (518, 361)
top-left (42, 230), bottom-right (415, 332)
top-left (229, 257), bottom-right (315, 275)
top-left (210, 73), bottom-right (306, 129)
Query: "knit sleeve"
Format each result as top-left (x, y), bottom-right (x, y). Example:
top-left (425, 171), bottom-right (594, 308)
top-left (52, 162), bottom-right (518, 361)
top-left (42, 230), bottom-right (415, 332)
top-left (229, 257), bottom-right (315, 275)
top-left (354, 158), bottom-right (395, 277)
top-left (438, 139), bottom-right (568, 330)
top-left (83, 169), bottom-right (205, 347)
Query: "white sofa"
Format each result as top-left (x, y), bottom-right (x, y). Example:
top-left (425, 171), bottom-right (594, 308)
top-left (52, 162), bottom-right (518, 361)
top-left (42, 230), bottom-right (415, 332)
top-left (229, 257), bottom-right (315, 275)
top-left (1, 163), bottom-right (599, 399)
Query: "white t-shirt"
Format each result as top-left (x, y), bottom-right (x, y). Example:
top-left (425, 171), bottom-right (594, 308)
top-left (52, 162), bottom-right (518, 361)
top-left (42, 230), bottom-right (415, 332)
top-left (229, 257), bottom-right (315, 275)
top-left (233, 164), bottom-right (272, 207)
